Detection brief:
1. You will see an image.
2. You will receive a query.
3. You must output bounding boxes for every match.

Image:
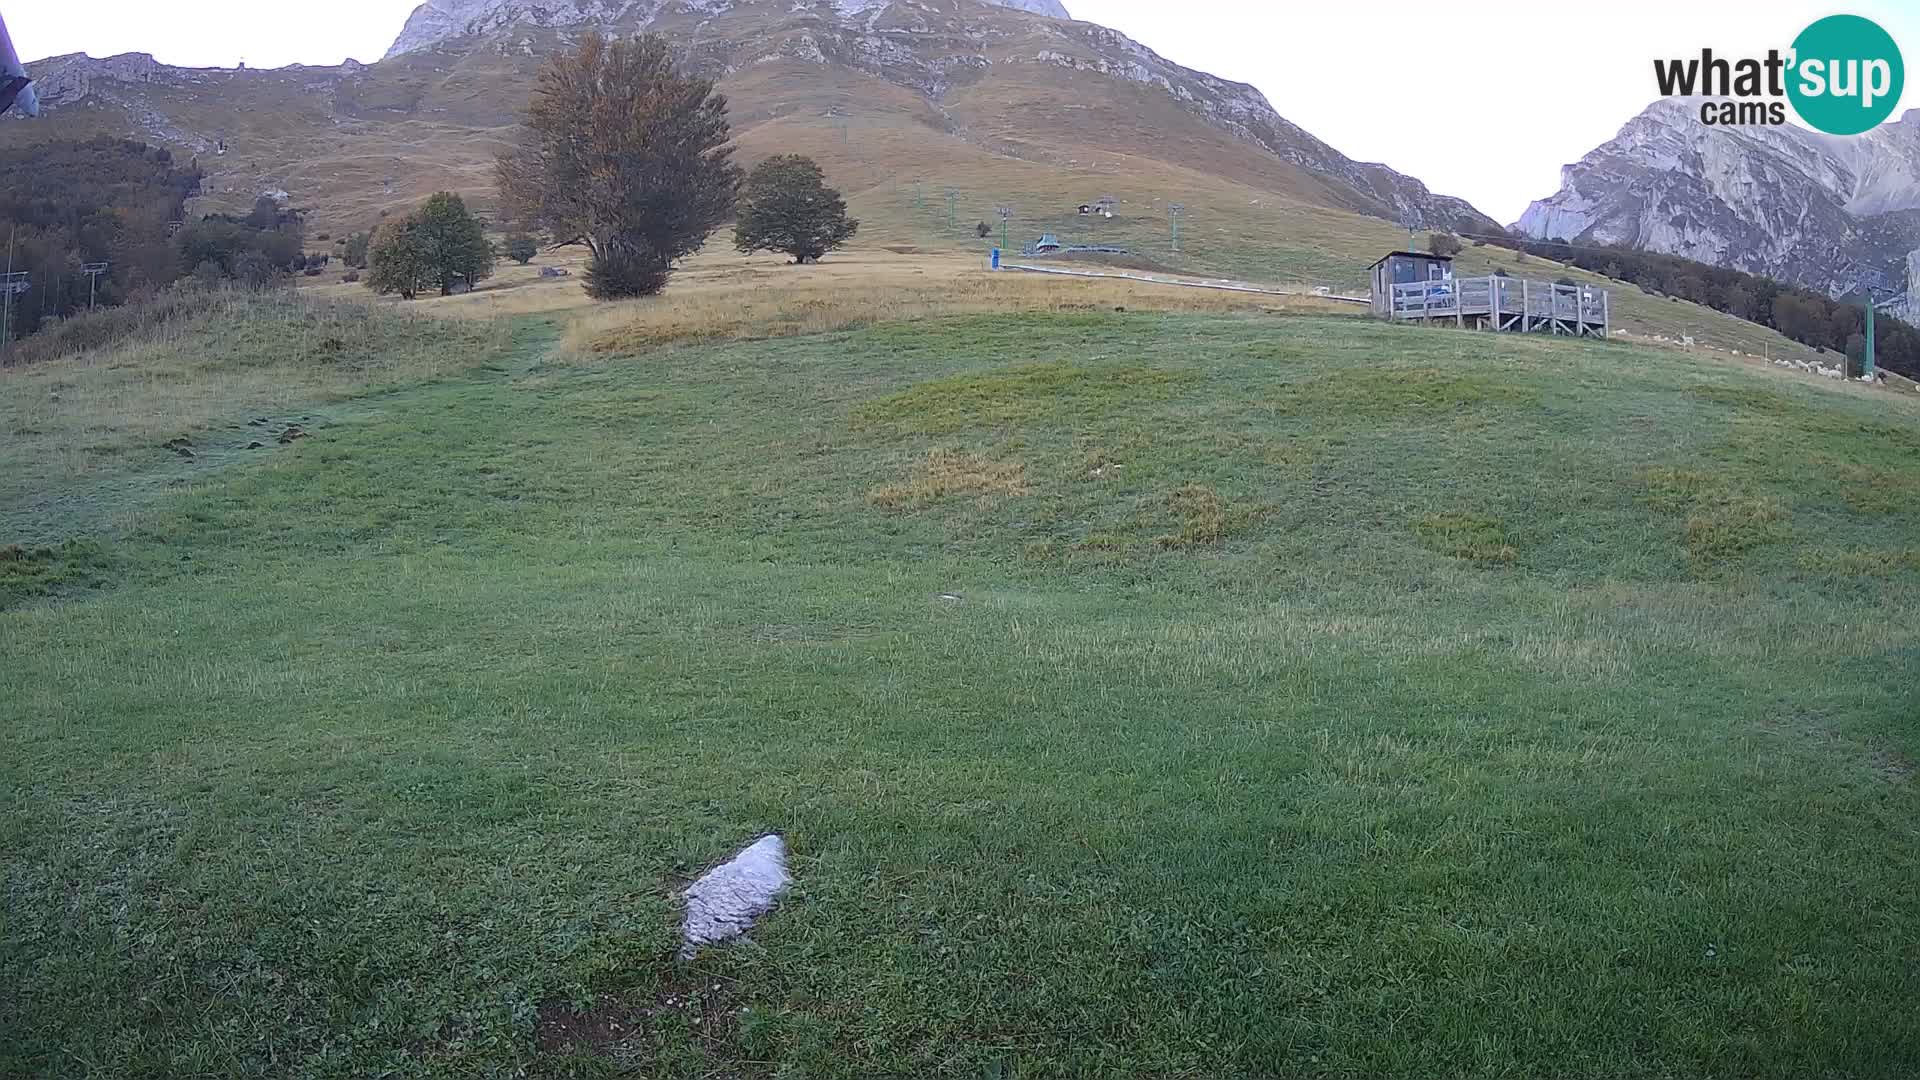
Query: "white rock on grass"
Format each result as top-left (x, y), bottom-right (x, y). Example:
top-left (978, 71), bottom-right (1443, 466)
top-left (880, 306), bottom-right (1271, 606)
top-left (681, 835), bottom-right (792, 959)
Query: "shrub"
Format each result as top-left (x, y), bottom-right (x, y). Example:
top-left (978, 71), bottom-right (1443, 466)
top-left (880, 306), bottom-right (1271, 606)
top-left (584, 238), bottom-right (670, 300)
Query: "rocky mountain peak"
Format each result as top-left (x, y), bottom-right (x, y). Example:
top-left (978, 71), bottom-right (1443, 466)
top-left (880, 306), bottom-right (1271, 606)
top-left (1516, 100), bottom-right (1920, 320)
top-left (384, 0), bottom-right (1070, 60)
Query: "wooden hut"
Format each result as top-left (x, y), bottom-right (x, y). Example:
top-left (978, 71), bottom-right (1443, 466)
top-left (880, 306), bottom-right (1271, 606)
top-left (1368, 251), bottom-right (1453, 319)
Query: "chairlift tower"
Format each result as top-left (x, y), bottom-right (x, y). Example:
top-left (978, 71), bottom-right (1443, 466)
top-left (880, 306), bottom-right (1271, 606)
top-left (1400, 211), bottom-right (1423, 251)
top-left (1169, 203), bottom-right (1185, 253)
top-left (946, 189), bottom-right (958, 233)
top-left (81, 262), bottom-right (110, 312)
top-left (996, 206), bottom-right (1014, 252)
top-left (0, 272), bottom-right (26, 356)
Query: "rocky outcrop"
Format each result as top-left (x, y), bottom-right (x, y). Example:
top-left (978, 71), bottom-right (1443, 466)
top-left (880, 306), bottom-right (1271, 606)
top-left (387, 0), bottom-right (1069, 59)
top-left (1516, 99), bottom-right (1920, 320)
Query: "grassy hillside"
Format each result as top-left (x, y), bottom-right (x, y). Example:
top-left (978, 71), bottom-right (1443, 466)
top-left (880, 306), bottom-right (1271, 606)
top-left (3, 298), bottom-right (1916, 1077)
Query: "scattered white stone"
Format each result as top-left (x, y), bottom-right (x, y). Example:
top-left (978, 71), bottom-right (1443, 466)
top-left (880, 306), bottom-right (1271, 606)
top-left (681, 835), bottom-right (791, 959)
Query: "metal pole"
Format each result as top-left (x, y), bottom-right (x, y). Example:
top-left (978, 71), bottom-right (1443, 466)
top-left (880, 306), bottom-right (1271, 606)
top-left (89, 272), bottom-right (97, 312)
top-left (1864, 296), bottom-right (1876, 378)
top-left (2, 225), bottom-right (13, 359)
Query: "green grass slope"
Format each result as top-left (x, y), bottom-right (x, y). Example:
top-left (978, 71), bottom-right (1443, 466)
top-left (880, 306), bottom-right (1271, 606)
top-left (2, 310), bottom-right (1917, 1078)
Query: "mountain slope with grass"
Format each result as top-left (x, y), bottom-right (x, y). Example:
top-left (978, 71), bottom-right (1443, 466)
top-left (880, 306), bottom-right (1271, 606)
top-left (3, 292), bottom-right (1918, 1077)
top-left (0, 0), bottom-right (1495, 259)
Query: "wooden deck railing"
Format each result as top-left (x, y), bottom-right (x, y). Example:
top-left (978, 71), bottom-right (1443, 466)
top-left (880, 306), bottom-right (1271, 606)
top-left (1387, 277), bottom-right (1608, 334)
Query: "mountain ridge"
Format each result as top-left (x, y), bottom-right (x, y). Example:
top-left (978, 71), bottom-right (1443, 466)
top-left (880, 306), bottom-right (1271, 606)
top-left (1515, 99), bottom-right (1920, 320)
top-left (2, 0), bottom-right (1497, 272)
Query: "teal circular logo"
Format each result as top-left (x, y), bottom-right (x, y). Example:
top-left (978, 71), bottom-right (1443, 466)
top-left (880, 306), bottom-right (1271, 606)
top-left (1788, 15), bottom-right (1904, 135)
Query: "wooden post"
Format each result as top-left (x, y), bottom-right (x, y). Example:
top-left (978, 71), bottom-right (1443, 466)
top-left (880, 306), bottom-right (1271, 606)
top-left (1521, 279), bottom-right (1529, 334)
top-left (1601, 287), bottom-right (1610, 340)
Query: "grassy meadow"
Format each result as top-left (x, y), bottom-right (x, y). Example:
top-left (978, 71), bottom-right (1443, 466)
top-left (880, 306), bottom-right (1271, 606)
top-left (2, 290), bottom-right (1918, 1078)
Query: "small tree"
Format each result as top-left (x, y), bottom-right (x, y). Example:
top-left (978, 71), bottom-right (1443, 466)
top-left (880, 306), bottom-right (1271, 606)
top-left (1426, 232), bottom-right (1462, 257)
top-left (505, 234), bottom-right (538, 265)
top-left (414, 192), bottom-right (494, 295)
top-left (496, 33), bottom-right (742, 299)
top-left (733, 155), bottom-right (858, 264)
top-left (343, 232), bottom-right (370, 269)
top-left (976, 222), bottom-right (992, 239)
top-left (365, 220), bottom-right (431, 300)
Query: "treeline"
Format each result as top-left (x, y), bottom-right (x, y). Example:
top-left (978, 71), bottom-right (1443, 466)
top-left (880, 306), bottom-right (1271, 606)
top-left (0, 137), bottom-right (310, 346)
top-left (0, 137), bottom-right (200, 337)
top-left (1498, 234), bottom-right (1920, 379)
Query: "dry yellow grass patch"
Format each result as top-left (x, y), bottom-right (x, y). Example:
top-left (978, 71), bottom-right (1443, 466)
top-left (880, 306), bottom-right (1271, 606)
top-left (557, 251), bottom-right (1348, 357)
top-left (868, 448), bottom-right (1030, 510)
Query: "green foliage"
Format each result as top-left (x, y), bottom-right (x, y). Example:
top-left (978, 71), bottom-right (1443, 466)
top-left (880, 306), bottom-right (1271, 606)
top-left (733, 155), bottom-right (859, 264)
top-left (583, 236), bottom-right (670, 300)
top-left (342, 231), bottom-right (370, 269)
top-left (505, 233), bottom-right (538, 265)
top-left (364, 220), bottom-right (431, 300)
top-left (1425, 232), bottom-right (1462, 257)
top-left (415, 192), bottom-right (494, 294)
top-left (174, 215), bottom-right (302, 287)
top-left (1505, 234), bottom-right (1920, 379)
top-left (363, 193), bottom-right (493, 299)
top-left (0, 136), bottom-right (203, 337)
top-left (497, 33), bottom-right (741, 298)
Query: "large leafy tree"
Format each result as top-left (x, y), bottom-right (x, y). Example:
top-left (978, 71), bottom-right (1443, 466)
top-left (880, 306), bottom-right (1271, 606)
top-left (495, 33), bottom-right (741, 299)
top-left (414, 192), bottom-right (495, 294)
top-left (363, 193), bottom-right (495, 300)
top-left (364, 220), bottom-right (431, 300)
top-left (733, 155), bottom-right (858, 264)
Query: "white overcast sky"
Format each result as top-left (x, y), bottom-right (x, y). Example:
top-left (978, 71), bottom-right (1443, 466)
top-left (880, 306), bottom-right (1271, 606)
top-left (12, 1), bottom-right (1920, 223)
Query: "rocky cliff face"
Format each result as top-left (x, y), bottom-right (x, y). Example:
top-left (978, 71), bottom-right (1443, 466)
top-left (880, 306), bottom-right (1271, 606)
top-left (386, 0), bottom-right (1070, 59)
top-left (1516, 100), bottom-right (1920, 321)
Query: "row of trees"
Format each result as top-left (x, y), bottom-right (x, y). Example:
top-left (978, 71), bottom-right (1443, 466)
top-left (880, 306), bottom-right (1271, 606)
top-left (0, 139), bottom-right (323, 345)
top-left (0, 138), bottom-right (200, 339)
top-left (1493, 234), bottom-right (1920, 380)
